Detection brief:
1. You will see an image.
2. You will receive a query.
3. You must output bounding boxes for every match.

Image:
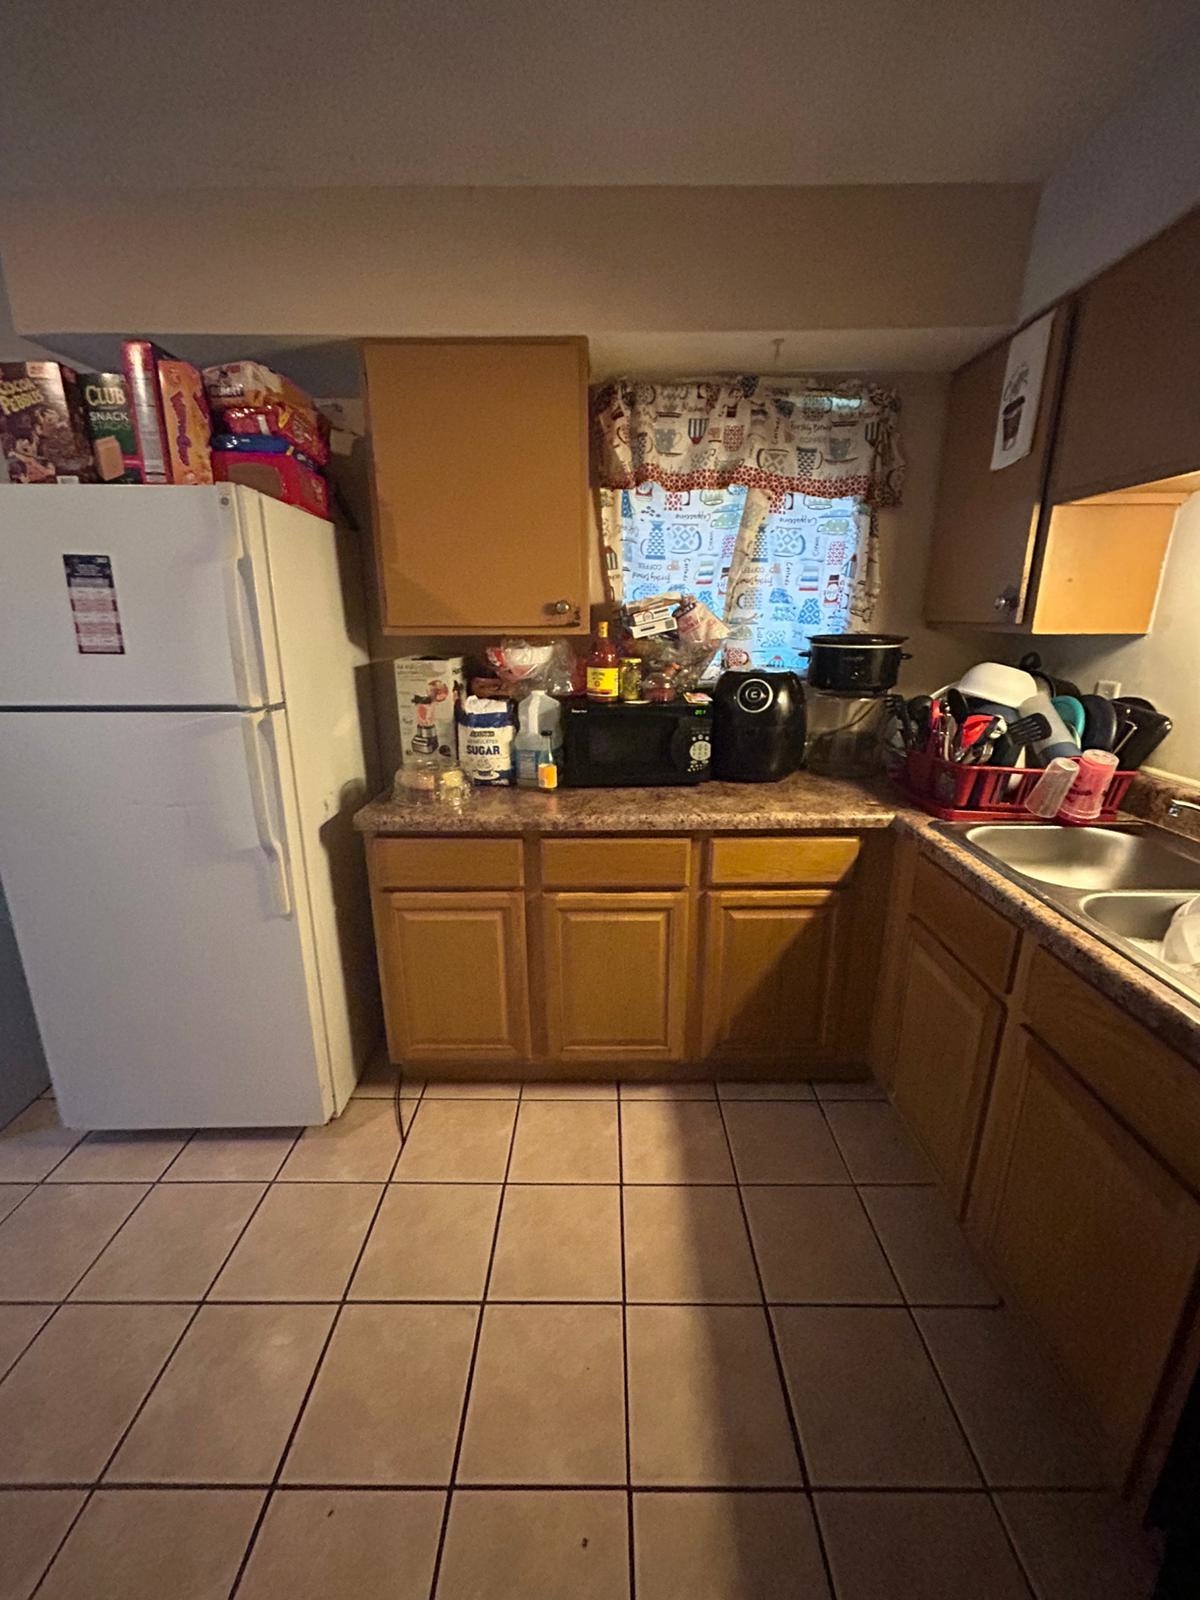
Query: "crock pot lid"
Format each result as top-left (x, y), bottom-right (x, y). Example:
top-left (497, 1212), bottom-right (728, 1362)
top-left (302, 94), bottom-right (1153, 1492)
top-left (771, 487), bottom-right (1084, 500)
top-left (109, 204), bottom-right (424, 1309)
top-left (807, 633), bottom-right (908, 648)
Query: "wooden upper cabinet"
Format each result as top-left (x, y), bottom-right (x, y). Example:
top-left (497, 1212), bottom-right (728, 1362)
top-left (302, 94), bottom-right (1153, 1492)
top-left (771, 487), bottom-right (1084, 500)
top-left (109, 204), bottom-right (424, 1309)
top-left (363, 337), bottom-right (591, 634)
top-left (925, 306), bottom-right (1071, 627)
top-left (1049, 207), bottom-right (1200, 503)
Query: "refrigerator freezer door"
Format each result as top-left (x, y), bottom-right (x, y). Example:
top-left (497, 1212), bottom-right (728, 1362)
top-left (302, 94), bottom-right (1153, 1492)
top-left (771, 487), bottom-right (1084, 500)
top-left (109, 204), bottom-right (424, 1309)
top-left (0, 708), bottom-right (332, 1128)
top-left (0, 484), bottom-right (281, 709)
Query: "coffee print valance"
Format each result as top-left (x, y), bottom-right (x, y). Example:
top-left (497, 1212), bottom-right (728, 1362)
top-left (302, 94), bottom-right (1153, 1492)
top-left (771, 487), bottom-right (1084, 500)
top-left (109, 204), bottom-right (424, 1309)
top-left (591, 377), bottom-right (904, 510)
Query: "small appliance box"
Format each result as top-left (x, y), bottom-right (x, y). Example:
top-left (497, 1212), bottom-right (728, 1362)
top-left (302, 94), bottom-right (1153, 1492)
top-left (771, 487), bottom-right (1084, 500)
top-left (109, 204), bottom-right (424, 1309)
top-left (0, 362), bottom-right (97, 484)
top-left (393, 656), bottom-right (464, 767)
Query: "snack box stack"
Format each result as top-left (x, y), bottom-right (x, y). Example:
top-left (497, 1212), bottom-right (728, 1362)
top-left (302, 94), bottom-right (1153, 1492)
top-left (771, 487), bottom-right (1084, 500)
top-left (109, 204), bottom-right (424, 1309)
top-left (122, 342), bottom-right (215, 485)
top-left (203, 362), bottom-right (331, 518)
top-left (0, 362), bottom-right (98, 484)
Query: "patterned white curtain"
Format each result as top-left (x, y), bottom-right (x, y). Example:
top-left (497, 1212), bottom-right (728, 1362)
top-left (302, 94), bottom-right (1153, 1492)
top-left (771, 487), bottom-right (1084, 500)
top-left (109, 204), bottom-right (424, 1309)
top-left (593, 376), bottom-right (903, 628)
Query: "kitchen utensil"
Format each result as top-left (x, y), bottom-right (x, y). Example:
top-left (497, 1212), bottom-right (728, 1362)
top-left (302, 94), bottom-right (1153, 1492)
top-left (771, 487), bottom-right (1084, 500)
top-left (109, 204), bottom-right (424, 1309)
top-left (907, 695), bottom-right (933, 747)
top-left (955, 661), bottom-right (1039, 709)
top-left (1111, 700), bottom-right (1173, 770)
top-left (946, 687), bottom-right (973, 732)
top-left (1078, 694), bottom-right (1119, 753)
top-left (1019, 692), bottom-right (1082, 765)
top-left (886, 693), bottom-right (916, 750)
top-left (957, 714), bottom-right (1004, 764)
top-left (804, 633), bottom-right (910, 693)
top-left (1016, 652), bottom-right (1083, 700)
top-left (1051, 695), bottom-right (1086, 744)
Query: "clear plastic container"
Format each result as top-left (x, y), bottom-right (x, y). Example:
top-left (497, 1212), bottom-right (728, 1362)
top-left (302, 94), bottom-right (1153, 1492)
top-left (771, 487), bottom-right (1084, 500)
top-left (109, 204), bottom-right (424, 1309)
top-left (805, 690), bottom-right (888, 778)
top-left (1058, 749), bottom-right (1120, 823)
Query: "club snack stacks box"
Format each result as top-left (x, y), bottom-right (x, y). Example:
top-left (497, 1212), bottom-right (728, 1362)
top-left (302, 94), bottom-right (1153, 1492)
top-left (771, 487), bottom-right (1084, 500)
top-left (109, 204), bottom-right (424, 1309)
top-left (121, 342), bottom-right (214, 484)
top-left (393, 656), bottom-right (464, 767)
top-left (80, 371), bottom-right (143, 482)
top-left (0, 362), bottom-right (97, 484)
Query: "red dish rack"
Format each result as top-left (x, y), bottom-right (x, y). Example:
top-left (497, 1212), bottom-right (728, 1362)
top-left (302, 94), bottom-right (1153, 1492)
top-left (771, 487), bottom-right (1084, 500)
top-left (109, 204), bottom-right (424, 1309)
top-left (899, 747), bottom-right (1136, 823)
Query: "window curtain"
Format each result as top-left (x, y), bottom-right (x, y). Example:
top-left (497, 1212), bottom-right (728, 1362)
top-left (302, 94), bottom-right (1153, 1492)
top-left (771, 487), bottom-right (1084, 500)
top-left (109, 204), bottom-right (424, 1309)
top-left (592, 376), bottom-right (904, 627)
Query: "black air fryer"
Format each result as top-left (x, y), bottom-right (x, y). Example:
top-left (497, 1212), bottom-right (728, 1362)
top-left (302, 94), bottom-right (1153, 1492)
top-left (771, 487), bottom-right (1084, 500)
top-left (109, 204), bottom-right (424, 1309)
top-left (711, 671), bottom-right (806, 781)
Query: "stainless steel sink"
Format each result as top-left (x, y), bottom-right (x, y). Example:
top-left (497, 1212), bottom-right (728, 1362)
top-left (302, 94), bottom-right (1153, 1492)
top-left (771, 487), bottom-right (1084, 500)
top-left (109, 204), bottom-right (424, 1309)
top-left (962, 824), bottom-right (1200, 892)
top-left (937, 821), bottom-right (1200, 1005)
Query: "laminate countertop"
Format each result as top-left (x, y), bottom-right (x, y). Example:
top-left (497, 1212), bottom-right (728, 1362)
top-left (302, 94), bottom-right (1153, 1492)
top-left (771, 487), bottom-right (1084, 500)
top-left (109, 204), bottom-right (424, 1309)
top-left (353, 770), bottom-right (900, 836)
top-left (354, 770), bottom-right (1200, 1061)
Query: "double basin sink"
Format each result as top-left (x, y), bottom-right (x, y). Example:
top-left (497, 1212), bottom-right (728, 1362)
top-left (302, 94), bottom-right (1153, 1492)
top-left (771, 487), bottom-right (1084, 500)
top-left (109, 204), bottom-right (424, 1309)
top-left (939, 821), bottom-right (1200, 1003)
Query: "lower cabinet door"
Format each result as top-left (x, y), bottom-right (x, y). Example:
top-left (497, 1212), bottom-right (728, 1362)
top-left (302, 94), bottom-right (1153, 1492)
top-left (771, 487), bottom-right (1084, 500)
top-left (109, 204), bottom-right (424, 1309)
top-left (891, 919), bottom-right (1003, 1207)
top-left (969, 1026), bottom-right (1200, 1481)
top-left (377, 891), bottom-right (530, 1063)
top-left (542, 892), bottom-right (689, 1062)
top-left (701, 889), bottom-right (842, 1067)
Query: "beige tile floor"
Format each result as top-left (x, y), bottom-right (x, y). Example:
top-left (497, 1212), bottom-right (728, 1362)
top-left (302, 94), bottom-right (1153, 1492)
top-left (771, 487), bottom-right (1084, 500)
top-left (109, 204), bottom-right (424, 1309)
top-left (0, 1074), bottom-right (1160, 1600)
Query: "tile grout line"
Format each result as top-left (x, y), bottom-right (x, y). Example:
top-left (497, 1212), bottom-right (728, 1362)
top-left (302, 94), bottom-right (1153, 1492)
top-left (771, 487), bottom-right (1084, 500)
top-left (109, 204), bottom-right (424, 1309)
top-left (226, 1071), bottom-right (426, 1600)
top-left (812, 1093), bottom-right (1040, 1599)
top-left (711, 1090), bottom-right (842, 1600)
top-left (423, 1085), bottom-right (521, 1600)
top-left (616, 1081), bottom-right (636, 1600)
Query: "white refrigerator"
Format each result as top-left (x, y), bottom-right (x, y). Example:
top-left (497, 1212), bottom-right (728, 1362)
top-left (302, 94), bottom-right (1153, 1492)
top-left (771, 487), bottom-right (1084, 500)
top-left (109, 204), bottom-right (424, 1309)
top-left (0, 484), bottom-right (378, 1129)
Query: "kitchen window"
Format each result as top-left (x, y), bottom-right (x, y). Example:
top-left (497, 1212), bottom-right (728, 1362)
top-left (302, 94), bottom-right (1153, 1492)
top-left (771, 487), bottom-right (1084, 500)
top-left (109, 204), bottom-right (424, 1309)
top-left (615, 480), bottom-right (863, 673)
top-left (593, 377), bottom-right (902, 672)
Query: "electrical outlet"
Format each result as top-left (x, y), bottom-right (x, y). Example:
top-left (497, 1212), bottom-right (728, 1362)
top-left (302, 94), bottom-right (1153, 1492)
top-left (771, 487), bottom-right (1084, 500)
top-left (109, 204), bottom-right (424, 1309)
top-left (1095, 678), bottom-right (1121, 699)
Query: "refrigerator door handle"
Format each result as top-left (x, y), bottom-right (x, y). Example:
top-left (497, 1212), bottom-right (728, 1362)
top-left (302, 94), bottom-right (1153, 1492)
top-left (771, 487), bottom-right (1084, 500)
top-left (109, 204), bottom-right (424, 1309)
top-left (222, 493), bottom-right (269, 707)
top-left (241, 713), bottom-right (293, 917)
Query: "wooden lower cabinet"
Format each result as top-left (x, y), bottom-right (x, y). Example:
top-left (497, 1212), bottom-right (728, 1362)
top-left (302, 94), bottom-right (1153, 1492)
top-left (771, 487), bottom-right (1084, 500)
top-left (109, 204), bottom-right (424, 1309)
top-left (375, 890), bottom-right (530, 1063)
top-left (891, 919), bottom-right (1003, 1208)
top-left (542, 892), bottom-right (690, 1062)
top-left (969, 1025), bottom-right (1200, 1480)
top-left (701, 890), bottom-right (842, 1066)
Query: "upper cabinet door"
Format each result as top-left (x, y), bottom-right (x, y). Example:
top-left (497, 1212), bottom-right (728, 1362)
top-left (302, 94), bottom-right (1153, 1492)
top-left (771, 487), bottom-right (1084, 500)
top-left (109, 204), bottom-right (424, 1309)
top-left (363, 338), bottom-right (591, 634)
top-left (925, 307), bottom-right (1071, 626)
top-left (1049, 208), bottom-right (1200, 503)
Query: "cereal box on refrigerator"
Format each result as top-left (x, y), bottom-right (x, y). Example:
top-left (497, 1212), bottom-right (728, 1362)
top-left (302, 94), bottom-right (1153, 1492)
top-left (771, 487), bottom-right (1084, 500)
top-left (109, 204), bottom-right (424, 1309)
top-left (0, 362), bottom-right (97, 484)
top-left (393, 656), bottom-right (464, 767)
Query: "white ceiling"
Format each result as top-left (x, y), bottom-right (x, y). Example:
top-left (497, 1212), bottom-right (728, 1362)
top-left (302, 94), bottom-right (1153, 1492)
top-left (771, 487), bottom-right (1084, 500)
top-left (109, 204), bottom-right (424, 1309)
top-left (2, 0), bottom-right (1195, 189)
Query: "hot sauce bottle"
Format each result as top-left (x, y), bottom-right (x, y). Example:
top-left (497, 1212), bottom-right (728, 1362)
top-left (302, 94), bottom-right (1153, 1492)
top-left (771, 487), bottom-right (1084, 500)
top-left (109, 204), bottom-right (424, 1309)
top-left (585, 620), bottom-right (619, 701)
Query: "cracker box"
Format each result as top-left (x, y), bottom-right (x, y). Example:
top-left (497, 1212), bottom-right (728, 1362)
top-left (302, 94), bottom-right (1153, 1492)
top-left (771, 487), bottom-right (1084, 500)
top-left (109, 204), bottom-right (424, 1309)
top-left (0, 362), bottom-right (97, 484)
top-left (211, 447), bottom-right (330, 519)
top-left (393, 656), bottom-right (464, 767)
top-left (80, 371), bottom-right (143, 483)
top-left (157, 360), bottom-right (214, 485)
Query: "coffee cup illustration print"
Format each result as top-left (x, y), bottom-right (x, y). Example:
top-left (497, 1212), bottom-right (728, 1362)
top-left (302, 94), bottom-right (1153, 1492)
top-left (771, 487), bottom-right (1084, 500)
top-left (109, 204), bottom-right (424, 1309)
top-left (1001, 397), bottom-right (1025, 448)
top-left (825, 437), bottom-right (854, 463)
top-left (654, 426), bottom-right (681, 455)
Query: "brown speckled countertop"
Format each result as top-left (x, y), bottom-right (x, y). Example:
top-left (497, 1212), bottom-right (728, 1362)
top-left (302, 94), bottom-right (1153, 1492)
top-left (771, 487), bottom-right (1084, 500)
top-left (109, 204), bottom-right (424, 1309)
top-left (354, 771), bottom-right (1200, 1062)
top-left (353, 771), bottom-right (900, 835)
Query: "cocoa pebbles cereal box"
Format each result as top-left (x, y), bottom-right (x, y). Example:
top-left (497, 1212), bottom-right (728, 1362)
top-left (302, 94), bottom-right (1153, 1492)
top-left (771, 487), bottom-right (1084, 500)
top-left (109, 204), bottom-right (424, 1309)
top-left (0, 363), bottom-right (97, 484)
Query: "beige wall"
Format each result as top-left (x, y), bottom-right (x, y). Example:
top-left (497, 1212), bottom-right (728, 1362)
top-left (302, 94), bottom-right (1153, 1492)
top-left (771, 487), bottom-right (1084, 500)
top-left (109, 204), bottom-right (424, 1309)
top-left (1, 185), bottom-right (1035, 344)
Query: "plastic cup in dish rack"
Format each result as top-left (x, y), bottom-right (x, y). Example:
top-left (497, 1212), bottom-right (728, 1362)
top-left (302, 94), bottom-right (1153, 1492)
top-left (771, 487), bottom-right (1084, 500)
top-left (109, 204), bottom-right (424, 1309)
top-left (1023, 757), bottom-right (1079, 818)
top-left (1058, 750), bottom-right (1120, 823)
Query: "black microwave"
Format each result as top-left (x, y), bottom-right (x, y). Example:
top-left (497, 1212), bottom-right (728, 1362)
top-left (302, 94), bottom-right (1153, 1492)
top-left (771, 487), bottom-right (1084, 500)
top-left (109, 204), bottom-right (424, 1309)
top-left (560, 699), bottom-right (713, 787)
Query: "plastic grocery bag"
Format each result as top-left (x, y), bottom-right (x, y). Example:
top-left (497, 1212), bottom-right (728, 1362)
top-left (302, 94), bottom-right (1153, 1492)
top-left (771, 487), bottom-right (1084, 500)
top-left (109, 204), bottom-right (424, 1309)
top-left (1163, 896), bottom-right (1200, 969)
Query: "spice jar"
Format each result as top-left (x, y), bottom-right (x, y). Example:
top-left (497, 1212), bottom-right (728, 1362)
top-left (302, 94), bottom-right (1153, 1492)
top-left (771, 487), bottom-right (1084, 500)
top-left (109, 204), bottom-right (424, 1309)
top-left (619, 657), bottom-right (644, 702)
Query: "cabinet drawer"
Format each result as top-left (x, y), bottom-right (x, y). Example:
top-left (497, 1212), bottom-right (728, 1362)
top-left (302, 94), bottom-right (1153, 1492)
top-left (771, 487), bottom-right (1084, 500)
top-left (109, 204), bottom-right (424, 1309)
top-left (540, 836), bottom-right (691, 889)
top-left (708, 835), bottom-right (860, 887)
top-left (1025, 948), bottom-right (1200, 1193)
top-left (372, 836), bottom-right (524, 890)
top-left (910, 855), bottom-right (1018, 995)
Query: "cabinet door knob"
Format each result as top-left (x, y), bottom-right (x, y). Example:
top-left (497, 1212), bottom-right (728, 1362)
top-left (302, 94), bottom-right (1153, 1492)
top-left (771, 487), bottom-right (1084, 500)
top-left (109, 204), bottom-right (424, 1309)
top-left (993, 586), bottom-right (1020, 613)
top-left (549, 599), bottom-right (573, 615)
